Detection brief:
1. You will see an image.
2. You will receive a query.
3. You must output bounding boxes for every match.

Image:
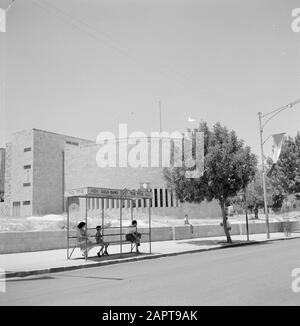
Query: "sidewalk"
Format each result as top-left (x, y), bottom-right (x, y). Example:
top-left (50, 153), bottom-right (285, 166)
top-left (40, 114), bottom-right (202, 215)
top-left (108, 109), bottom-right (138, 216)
top-left (1, 232), bottom-right (300, 279)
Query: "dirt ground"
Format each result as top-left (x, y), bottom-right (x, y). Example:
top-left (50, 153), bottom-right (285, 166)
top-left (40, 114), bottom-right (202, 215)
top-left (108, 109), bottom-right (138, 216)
top-left (0, 210), bottom-right (299, 232)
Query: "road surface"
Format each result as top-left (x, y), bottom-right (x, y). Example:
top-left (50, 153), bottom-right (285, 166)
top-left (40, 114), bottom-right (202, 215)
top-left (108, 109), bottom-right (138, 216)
top-left (1, 238), bottom-right (300, 305)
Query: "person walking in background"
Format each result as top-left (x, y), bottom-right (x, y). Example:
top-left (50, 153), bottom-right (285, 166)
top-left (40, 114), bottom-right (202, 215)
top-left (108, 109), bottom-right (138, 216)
top-left (184, 214), bottom-right (193, 234)
top-left (184, 214), bottom-right (189, 225)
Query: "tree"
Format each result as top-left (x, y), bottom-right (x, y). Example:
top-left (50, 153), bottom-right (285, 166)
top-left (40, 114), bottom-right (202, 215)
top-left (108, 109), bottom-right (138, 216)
top-left (240, 170), bottom-right (266, 218)
top-left (231, 169), bottom-right (281, 218)
top-left (164, 122), bottom-right (257, 243)
top-left (268, 133), bottom-right (300, 195)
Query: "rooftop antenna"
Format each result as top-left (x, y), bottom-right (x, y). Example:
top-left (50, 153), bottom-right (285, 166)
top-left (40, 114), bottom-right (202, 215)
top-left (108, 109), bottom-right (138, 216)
top-left (159, 101), bottom-right (162, 133)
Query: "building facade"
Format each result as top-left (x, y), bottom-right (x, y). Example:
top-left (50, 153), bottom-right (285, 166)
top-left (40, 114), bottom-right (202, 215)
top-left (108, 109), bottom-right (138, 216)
top-left (0, 148), bottom-right (5, 201)
top-left (1, 129), bottom-right (92, 217)
top-left (0, 128), bottom-right (221, 218)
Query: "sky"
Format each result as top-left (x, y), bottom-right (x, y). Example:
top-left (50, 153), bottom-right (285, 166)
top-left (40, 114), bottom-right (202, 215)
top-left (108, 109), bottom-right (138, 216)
top-left (0, 0), bottom-right (299, 159)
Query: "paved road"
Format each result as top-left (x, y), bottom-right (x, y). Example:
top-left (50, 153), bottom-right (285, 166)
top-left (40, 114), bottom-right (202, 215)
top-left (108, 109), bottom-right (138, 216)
top-left (1, 238), bottom-right (300, 305)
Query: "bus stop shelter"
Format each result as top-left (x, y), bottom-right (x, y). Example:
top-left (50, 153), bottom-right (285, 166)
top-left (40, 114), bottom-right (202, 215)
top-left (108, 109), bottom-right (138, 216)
top-left (65, 186), bottom-right (153, 260)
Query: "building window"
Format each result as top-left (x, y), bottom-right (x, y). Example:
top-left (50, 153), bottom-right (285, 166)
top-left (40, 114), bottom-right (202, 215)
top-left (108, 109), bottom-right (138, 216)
top-left (165, 189), bottom-right (169, 207)
top-left (24, 165), bottom-right (31, 170)
top-left (23, 183), bottom-right (31, 187)
top-left (170, 191), bottom-right (174, 207)
top-left (66, 140), bottom-right (79, 146)
top-left (23, 201), bottom-right (31, 205)
top-left (154, 189), bottom-right (158, 207)
top-left (13, 202), bottom-right (21, 217)
top-left (150, 189), bottom-right (153, 207)
top-left (24, 147), bottom-right (31, 152)
top-left (160, 189), bottom-right (163, 207)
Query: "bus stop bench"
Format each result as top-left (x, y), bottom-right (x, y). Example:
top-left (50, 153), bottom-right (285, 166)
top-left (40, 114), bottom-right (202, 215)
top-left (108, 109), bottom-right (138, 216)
top-left (67, 236), bottom-right (138, 259)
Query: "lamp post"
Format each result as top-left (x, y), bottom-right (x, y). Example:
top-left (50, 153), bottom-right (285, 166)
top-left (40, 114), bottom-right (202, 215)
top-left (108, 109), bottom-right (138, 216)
top-left (238, 190), bottom-right (249, 241)
top-left (258, 99), bottom-right (300, 239)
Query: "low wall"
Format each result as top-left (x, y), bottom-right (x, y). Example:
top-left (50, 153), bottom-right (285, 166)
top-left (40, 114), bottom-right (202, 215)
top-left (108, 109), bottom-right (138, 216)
top-left (0, 221), bottom-right (299, 254)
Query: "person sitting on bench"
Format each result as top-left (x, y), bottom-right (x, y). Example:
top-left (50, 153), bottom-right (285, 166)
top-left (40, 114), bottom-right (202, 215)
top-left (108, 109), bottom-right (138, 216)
top-left (95, 225), bottom-right (109, 257)
top-left (76, 221), bottom-right (96, 258)
top-left (125, 220), bottom-right (142, 253)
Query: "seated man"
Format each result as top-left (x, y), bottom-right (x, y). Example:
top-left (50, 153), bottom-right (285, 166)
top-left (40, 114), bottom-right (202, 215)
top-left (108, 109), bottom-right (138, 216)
top-left (95, 225), bottom-right (109, 257)
top-left (76, 221), bottom-right (95, 258)
top-left (125, 220), bottom-right (142, 253)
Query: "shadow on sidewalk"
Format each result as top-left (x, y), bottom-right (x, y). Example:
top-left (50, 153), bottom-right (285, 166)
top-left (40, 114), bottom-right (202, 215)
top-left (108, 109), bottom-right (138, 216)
top-left (179, 239), bottom-right (257, 247)
top-left (6, 275), bottom-right (55, 282)
top-left (6, 274), bottom-right (124, 283)
top-left (72, 251), bottom-right (151, 262)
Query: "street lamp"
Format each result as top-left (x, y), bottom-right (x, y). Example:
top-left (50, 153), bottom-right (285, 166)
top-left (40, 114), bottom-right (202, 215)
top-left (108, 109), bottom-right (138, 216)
top-left (258, 99), bottom-right (300, 239)
top-left (238, 190), bottom-right (249, 241)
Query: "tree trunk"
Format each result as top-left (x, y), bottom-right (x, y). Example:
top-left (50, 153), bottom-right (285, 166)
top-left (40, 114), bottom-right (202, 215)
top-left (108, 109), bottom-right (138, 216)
top-left (254, 204), bottom-right (259, 219)
top-left (220, 201), bottom-right (232, 243)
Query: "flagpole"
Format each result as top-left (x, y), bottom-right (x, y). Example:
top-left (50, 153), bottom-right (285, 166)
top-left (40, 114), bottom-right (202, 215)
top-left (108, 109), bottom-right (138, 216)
top-left (258, 112), bottom-right (270, 239)
top-left (159, 101), bottom-right (162, 133)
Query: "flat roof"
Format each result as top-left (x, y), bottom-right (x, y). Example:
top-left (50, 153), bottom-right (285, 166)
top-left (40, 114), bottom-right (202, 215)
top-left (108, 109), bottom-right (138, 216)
top-left (65, 187), bottom-right (153, 199)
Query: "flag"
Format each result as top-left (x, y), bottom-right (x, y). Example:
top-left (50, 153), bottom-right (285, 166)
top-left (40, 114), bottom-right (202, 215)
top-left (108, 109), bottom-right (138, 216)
top-left (266, 164), bottom-right (276, 178)
top-left (0, 8), bottom-right (6, 33)
top-left (272, 133), bottom-right (285, 164)
top-left (266, 133), bottom-right (285, 177)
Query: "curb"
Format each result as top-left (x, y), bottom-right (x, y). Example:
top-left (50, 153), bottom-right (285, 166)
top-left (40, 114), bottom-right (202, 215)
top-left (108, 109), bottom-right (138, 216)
top-left (4, 235), bottom-right (300, 279)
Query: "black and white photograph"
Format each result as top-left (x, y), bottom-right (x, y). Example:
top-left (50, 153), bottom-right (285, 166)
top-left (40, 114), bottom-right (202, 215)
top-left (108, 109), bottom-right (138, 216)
top-left (0, 0), bottom-right (300, 313)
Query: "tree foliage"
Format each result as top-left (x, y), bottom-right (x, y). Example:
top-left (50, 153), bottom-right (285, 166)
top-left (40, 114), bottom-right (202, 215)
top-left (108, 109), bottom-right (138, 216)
top-left (268, 133), bottom-right (300, 195)
top-left (231, 169), bottom-right (282, 218)
top-left (164, 122), bottom-right (257, 243)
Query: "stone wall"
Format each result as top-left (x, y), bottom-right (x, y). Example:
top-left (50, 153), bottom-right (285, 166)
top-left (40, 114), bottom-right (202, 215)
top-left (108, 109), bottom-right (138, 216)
top-left (2, 143), bottom-right (12, 217)
top-left (0, 148), bottom-right (5, 197)
top-left (65, 143), bottom-right (166, 190)
top-left (0, 221), bottom-right (299, 254)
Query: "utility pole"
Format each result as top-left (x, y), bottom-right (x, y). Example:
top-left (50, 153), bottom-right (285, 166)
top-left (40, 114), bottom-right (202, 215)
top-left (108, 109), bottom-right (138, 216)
top-left (257, 98), bottom-right (300, 240)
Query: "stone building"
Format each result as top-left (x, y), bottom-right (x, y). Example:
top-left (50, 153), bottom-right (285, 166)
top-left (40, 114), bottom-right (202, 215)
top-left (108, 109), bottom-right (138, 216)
top-left (0, 148), bottom-right (5, 201)
top-left (0, 128), bottom-right (221, 218)
top-left (1, 129), bottom-right (92, 217)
